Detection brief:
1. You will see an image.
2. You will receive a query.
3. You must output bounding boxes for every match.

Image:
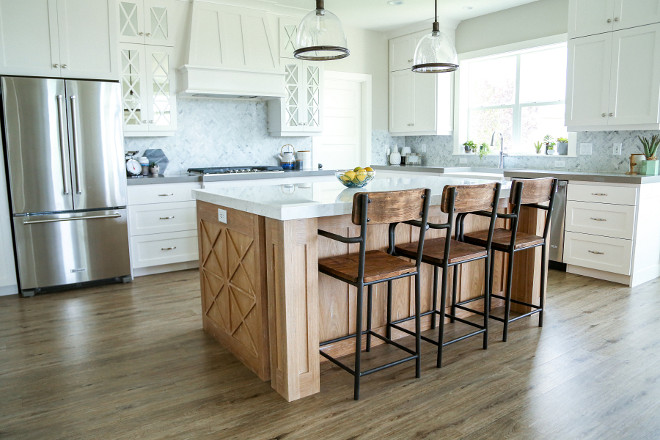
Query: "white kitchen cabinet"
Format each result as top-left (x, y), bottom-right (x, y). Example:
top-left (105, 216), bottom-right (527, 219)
top-left (389, 33), bottom-right (418, 72)
top-left (127, 182), bottom-right (199, 276)
top-left (118, 0), bottom-right (173, 47)
top-left (0, 137), bottom-right (17, 296)
top-left (0, 0), bottom-right (118, 80)
top-left (267, 59), bottom-right (323, 136)
top-left (569, 0), bottom-right (660, 39)
top-left (120, 44), bottom-right (176, 136)
top-left (566, 23), bottom-right (660, 130)
top-left (389, 68), bottom-right (453, 136)
top-left (564, 181), bottom-right (660, 287)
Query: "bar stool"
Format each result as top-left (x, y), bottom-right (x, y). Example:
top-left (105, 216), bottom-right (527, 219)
top-left (462, 177), bottom-right (558, 342)
top-left (394, 182), bottom-right (502, 368)
top-left (317, 188), bottom-right (431, 400)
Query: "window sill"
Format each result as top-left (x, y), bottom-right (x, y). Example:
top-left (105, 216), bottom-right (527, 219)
top-left (454, 152), bottom-right (577, 159)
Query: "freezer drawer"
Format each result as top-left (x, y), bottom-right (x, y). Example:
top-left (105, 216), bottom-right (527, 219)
top-left (13, 209), bottom-right (130, 291)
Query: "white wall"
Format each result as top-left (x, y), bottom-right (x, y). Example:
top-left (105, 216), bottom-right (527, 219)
top-left (455, 0), bottom-right (569, 54)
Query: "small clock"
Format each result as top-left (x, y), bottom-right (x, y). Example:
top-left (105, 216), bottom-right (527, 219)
top-left (126, 158), bottom-right (141, 176)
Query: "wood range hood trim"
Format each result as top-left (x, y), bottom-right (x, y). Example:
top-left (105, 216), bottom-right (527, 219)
top-left (179, 1), bottom-right (285, 99)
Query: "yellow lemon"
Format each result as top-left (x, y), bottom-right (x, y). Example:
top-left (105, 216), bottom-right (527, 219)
top-left (356, 169), bottom-right (367, 182)
top-left (344, 170), bottom-right (356, 180)
top-left (339, 175), bottom-right (350, 183)
top-left (353, 166), bottom-right (362, 172)
top-left (365, 167), bottom-right (374, 172)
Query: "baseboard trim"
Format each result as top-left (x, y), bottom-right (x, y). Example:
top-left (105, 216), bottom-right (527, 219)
top-left (133, 261), bottom-right (198, 277)
top-left (0, 284), bottom-right (18, 296)
top-left (567, 265), bottom-right (631, 286)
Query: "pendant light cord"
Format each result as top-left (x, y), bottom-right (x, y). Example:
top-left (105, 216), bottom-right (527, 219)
top-left (435, 0), bottom-right (437, 23)
top-left (433, 0), bottom-right (439, 32)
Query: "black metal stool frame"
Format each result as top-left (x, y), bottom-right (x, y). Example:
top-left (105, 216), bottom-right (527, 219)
top-left (390, 183), bottom-right (502, 368)
top-left (318, 189), bottom-right (431, 400)
top-left (457, 178), bottom-right (558, 342)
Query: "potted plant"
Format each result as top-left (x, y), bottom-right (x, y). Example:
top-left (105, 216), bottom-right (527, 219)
top-left (544, 135), bottom-right (556, 155)
top-left (639, 134), bottom-right (660, 176)
top-left (534, 141), bottom-right (543, 154)
top-left (478, 142), bottom-right (490, 160)
top-left (556, 137), bottom-right (568, 155)
top-left (463, 140), bottom-right (476, 154)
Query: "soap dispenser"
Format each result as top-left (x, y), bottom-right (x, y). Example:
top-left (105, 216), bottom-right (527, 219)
top-left (389, 145), bottom-right (401, 166)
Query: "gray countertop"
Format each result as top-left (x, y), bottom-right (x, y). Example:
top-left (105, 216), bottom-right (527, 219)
top-left (126, 169), bottom-right (336, 185)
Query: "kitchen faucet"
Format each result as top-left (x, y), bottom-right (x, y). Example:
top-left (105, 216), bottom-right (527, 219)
top-left (491, 132), bottom-right (505, 169)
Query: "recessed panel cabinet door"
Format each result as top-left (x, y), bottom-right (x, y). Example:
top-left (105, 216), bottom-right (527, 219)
top-left (389, 34), bottom-right (416, 72)
top-left (57, 0), bottom-right (118, 80)
top-left (413, 72), bottom-right (437, 132)
top-left (615, 0), bottom-right (660, 31)
top-left (565, 33), bottom-right (612, 127)
top-left (0, 0), bottom-right (60, 77)
top-left (609, 23), bottom-right (660, 125)
top-left (569, 0), bottom-right (616, 38)
top-left (389, 70), bottom-right (413, 133)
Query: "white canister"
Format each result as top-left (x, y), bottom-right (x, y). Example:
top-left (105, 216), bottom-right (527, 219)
top-left (297, 150), bottom-right (312, 171)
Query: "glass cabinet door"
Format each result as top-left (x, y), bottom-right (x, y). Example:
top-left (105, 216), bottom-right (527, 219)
top-left (146, 1), bottom-right (172, 46)
top-left (120, 45), bottom-right (147, 130)
top-left (305, 63), bottom-right (321, 129)
top-left (146, 46), bottom-right (175, 132)
top-left (283, 62), bottom-right (301, 129)
top-left (119, 0), bottom-right (145, 44)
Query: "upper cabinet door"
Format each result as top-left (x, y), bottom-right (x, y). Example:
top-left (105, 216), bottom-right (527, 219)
top-left (389, 69), bottom-right (414, 133)
top-left (119, 0), bottom-right (145, 44)
top-left (569, 0), bottom-right (616, 38)
top-left (565, 33), bottom-right (613, 127)
top-left (609, 24), bottom-right (660, 125)
top-left (413, 73), bottom-right (437, 132)
top-left (57, 0), bottom-right (118, 80)
top-left (145, 0), bottom-right (173, 46)
top-left (279, 17), bottom-right (298, 59)
top-left (120, 43), bottom-right (148, 132)
top-left (615, 0), bottom-right (660, 30)
top-left (145, 46), bottom-right (176, 133)
top-left (389, 34), bottom-right (416, 72)
top-left (0, 0), bottom-right (60, 77)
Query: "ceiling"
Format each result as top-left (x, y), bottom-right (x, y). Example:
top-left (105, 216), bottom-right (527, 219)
top-left (267, 0), bottom-right (541, 31)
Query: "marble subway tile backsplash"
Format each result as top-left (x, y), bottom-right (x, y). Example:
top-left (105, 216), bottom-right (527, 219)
top-left (125, 97), bottom-right (312, 175)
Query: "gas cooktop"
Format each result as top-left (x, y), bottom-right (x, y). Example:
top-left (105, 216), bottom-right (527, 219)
top-left (187, 166), bottom-right (284, 175)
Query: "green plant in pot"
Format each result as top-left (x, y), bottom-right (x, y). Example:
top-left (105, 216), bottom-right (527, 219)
top-left (534, 141), bottom-right (543, 154)
top-left (463, 140), bottom-right (477, 154)
top-left (543, 135), bottom-right (556, 155)
top-left (478, 142), bottom-right (490, 160)
top-left (639, 134), bottom-right (660, 176)
top-left (556, 137), bottom-right (568, 155)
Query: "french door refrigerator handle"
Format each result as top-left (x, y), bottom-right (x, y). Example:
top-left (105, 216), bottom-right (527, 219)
top-left (23, 213), bottom-right (122, 225)
top-left (56, 95), bottom-right (70, 195)
top-left (70, 95), bottom-right (82, 194)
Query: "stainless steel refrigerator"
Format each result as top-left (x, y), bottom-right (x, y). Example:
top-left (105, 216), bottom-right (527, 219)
top-left (1, 76), bottom-right (131, 296)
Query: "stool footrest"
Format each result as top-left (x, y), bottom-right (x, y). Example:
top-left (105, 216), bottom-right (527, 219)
top-left (455, 295), bottom-right (486, 306)
top-left (389, 319), bottom-right (485, 347)
top-left (360, 355), bottom-right (418, 377)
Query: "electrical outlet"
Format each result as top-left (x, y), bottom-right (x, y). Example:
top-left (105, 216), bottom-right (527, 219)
top-left (613, 143), bottom-right (622, 155)
top-left (579, 143), bottom-right (593, 155)
top-left (217, 208), bottom-right (227, 224)
top-left (554, 159), bottom-right (566, 168)
top-left (459, 157), bottom-right (468, 164)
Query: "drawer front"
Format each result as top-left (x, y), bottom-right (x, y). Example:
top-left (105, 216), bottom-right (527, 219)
top-left (128, 183), bottom-right (200, 205)
top-left (130, 231), bottom-right (198, 268)
top-left (565, 201), bottom-right (636, 239)
top-left (129, 201), bottom-right (196, 236)
top-left (567, 183), bottom-right (638, 205)
top-left (564, 232), bottom-right (632, 275)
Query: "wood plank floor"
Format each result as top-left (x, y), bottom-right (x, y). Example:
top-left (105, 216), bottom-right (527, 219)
top-left (0, 269), bottom-right (659, 440)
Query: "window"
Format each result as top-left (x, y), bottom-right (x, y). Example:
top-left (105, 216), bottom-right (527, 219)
top-left (457, 43), bottom-right (568, 155)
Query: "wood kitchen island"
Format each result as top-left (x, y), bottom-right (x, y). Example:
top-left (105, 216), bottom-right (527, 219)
top-left (193, 173), bottom-right (548, 401)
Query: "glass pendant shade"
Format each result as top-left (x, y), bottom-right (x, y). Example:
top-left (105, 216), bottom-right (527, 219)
top-left (412, 24), bottom-right (458, 73)
top-left (294, 0), bottom-right (349, 61)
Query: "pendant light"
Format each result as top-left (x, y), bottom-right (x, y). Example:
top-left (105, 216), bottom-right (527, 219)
top-left (294, 0), bottom-right (350, 61)
top-left (412, 0), bottom-right (458, 73)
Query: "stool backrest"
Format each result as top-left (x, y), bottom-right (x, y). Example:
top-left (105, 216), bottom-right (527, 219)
top-left (510, 177), bottom-right (555, 205)
top-left (352, 188), bottom-right (428, 225)
top-left (441, 183), bottom-right (501, 214)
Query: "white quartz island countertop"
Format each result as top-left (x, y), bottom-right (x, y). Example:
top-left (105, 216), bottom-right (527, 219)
top-left (192, 172), bottom-right (511, 220)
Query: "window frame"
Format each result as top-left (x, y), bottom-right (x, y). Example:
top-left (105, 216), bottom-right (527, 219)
top-left (453, 34), bottom-right (576, 157)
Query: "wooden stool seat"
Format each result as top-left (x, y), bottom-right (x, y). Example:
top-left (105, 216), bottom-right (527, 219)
top-left (396, 238), bottom-right (487, 266)
top-left (319, 250), bottom-right (416, 284)
top-left (463, 228), bottom-right (544, 252)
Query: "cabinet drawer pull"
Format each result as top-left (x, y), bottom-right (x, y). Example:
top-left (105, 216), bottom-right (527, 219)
top-left (590, 217), bottom-right (607, 222)
top-left (407, 123), bottom-right (414, 127)
top-left (159, 216), bottom-right (175, 220)
top-left (591, 193), bottom-right (608, 196)
top-left (588, 250), bottom-right (605, 255)
top-left (161, 246), bottom-right (177, 251)
top-left (158, 193), bottom-right (174, 197)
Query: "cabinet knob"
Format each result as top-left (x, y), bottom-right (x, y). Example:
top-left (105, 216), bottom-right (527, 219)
top-left (601, 113), bottom-right (607, 117)
top-left (138, 32), bottom-right (144, 36)
top-left (614, 17), bottom-right (619, 22)
top-left (609, 112), bottom-right (614, 117)
top-left (407, 59), bottom-right (413, 63)
top-left (607, 18), bottom-right (612, 23)
top-left (52, 63), bottom-right (59, 68)
top-left (61, 64), bottom-right (68, 69)
top-left (407, 123), bottom-right (414, 126)
top-left (146, 32), bottom-right (152, 37)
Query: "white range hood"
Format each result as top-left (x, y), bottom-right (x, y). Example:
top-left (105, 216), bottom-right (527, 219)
top-left (179, 1), bottom-right (285, 99)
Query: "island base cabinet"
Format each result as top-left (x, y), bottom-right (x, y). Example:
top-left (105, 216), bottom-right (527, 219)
top-left (196, 202), bottom-right (270, 381)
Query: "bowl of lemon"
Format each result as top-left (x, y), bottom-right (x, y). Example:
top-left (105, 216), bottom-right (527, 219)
top-left (336, 167), bottom-right (375, 188)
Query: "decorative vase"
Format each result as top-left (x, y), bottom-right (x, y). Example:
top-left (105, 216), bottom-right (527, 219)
top-left (545, 147), bottom-right (555, 155)
top-left (641, 159), bottom-right (659, 176)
